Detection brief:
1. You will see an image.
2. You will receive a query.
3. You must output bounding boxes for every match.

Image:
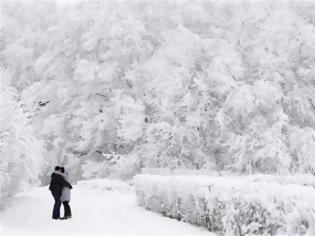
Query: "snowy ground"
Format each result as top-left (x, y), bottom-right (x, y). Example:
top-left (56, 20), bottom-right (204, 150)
top-left (0, 179), bottom-right (212, 236)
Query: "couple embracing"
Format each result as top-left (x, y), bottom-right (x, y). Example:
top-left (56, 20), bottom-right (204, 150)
top-left (49, 166), bottom-right (73, 220)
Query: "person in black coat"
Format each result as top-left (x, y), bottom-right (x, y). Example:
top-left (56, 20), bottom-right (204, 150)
top-left (49, 166), bottom-right (72, 220)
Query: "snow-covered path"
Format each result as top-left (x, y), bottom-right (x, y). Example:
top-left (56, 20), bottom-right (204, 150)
top-left (0, 179), bottom-right (211, 236)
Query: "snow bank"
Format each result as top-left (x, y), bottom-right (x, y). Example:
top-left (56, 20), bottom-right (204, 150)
top-left (75, 178), bottom-right (133, 194)
top-left (141, 168), bottom-right (221, 176)
top-left (134, 174), bottom-right (315, 236)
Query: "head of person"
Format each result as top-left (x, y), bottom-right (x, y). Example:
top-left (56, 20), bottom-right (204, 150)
top-left (54, 166), bottom-right (61, 171)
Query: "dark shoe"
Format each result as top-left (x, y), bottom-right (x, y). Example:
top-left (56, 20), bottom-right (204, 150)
top-left (60, 217), bottom-right (68, 220)
top-left (52, 217), bottom-right (60, 220)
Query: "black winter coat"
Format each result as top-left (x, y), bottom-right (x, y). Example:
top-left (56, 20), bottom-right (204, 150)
top-left (49, 172), bottom-right (72, 194)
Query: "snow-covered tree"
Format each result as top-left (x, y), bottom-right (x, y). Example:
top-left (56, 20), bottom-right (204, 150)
top-left (1, 0), bottom-right (315, 185)
top-left (0, 69), bottom-right (44, 200)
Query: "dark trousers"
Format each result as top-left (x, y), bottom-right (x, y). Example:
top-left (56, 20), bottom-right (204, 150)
top-left (63, 201), bottom-right (72, 217)
top-left (51, 191), bottom-right (61, 219)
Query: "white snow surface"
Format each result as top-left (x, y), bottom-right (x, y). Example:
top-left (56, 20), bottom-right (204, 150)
top-left (0, 179), bottom-right (212, 236)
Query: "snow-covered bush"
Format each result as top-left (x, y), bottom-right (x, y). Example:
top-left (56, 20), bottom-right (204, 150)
top-left (80, 152), bottom-right (141, 180)
top-left (134, 174), bottom-right (315, 235)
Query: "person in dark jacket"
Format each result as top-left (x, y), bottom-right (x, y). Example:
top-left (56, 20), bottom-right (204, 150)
top-left (49, 166), bottom-right (72, 220)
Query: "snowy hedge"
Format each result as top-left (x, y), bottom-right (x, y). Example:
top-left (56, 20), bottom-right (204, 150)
top-left (134, 174), bottom-right (315, 236)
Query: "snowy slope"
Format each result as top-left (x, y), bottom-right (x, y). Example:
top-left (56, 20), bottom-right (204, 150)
top-left (0, 179), bottom-right (212, 236)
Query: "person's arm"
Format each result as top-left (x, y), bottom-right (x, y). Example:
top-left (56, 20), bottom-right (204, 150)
top-left (56, 175), bottom-right (72, 189)
top-left (62, 179), bottom-right (72, 189)
top-left (48, 175), bottom-right (55, 191)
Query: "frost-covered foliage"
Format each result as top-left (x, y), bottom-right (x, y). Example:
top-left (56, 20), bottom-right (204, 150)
top-left (134, 174), bottom-right (315, 235)
top-left (1, 0), bottom-right (315, 181)
top-left (0, 69), bottom-right (44, 201)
